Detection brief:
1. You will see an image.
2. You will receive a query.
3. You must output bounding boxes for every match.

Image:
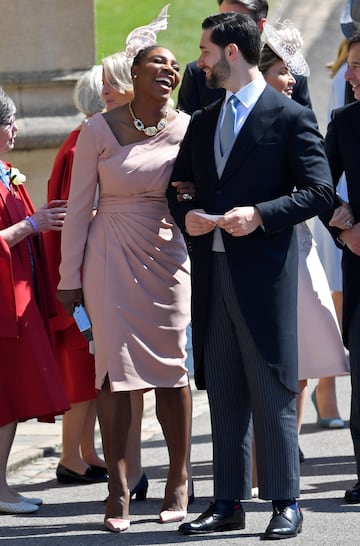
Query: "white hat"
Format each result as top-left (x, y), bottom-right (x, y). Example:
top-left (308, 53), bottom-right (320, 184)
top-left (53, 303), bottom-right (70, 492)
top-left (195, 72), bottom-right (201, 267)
top-left (341, 0), bottom-right (360, 39)
top-left (125, 4), bottom-right (170, 61)
top-left (261, 20), bottom-right (310, 77)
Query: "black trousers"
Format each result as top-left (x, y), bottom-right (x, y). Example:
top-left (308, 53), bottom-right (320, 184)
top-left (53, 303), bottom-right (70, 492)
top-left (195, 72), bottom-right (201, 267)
top-left (348, 301), bottom-right (360, 481)
top-left (203, 253), bottom-right (300, 501)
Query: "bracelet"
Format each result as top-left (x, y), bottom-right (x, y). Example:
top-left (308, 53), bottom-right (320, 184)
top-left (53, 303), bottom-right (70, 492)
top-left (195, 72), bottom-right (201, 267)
top-left (25, 215), bottom-right (38, 233)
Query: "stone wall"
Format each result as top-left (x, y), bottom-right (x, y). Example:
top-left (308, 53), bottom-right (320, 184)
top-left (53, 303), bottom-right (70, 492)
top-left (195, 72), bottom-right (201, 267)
top-left (0, 0), bottom-right (95, 206)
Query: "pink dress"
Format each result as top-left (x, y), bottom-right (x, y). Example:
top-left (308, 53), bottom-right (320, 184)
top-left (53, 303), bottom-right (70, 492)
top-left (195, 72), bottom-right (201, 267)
top-left (59, 111), bottom-right (191, 392)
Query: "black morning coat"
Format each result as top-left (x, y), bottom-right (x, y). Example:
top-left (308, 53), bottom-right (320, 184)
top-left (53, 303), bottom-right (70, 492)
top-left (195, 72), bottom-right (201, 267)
top-left (324, 100), bottom-right (360, 348)
top-left (168, 84), bottom-right (334, 393)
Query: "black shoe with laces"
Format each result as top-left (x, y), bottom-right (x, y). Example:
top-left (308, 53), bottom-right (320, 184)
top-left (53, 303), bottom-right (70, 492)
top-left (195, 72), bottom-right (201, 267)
top-left (179, 500), bottom-right (245, 535)
top-left (263, 505), bottom-right (303, 540)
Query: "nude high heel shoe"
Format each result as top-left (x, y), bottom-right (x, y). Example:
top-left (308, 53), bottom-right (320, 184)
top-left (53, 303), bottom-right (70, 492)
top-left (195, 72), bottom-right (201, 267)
top-left (159, 479), bottom-right (188, 523)
top-left (104, 517), bottom-right (130, 532)
top-left (159, 509), bottom-right (187, 523)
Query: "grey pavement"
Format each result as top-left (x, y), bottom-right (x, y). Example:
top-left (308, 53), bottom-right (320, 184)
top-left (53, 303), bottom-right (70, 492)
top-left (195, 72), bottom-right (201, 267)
top-left (4, 0), bottom-right (360, 543)
top-left (3, 375), bottom-right (360, 544)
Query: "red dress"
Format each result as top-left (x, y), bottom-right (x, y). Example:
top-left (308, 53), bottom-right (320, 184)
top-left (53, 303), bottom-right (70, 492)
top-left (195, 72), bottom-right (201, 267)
top-left (0, 161), bottom-right (69, 427)
top-left (43, 130), bottom-right (96, 403)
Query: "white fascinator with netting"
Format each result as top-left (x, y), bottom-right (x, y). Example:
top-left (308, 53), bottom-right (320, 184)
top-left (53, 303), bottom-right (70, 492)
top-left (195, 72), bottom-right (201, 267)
top-left (261, 20), bottom-right (310, 77)
top-left (125, 4), bottom-right (170, 62)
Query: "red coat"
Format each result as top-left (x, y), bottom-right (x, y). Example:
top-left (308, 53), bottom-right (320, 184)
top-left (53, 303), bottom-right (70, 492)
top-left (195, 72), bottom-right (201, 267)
top-left (43, 131), bottom-right (96, 403)
top-left (0, 161), bottom-right (69, 426)
top-left (44, 129), bottom-right (80, 332)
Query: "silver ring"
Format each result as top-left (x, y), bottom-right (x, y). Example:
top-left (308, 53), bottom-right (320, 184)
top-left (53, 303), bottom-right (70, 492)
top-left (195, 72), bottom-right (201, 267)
top-left (345, 220), bottom-right (353, 228)
top-left (182, 193), bottom-right (193, 201)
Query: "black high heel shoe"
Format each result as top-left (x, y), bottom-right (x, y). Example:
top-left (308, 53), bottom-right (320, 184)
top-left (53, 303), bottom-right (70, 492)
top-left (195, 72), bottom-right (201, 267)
top-left (188, 479), bottom-right (195, 505)
top-left (130, 472), bottom-right (148, 501)
top-left (103, 472), bottom-right (148, 503)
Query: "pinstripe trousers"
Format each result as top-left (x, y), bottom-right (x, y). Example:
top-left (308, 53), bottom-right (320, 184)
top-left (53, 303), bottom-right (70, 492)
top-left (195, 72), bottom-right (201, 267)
top-left (203, 253), bottom-right (300, 501)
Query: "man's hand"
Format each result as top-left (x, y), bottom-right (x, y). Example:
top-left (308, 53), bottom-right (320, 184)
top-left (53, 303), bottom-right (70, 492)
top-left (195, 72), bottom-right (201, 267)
top-left (338, 223), bottom-right (360, 255)
top-left (217, 206), bottom-right (263, 236)
top-left (185, 209), bottom-right (217, 236)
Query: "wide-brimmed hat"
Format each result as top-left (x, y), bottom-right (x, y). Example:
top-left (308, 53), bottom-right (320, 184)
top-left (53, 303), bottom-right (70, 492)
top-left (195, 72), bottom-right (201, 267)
top-left (261, 20), bottom-right (310, 76)
top-left (341, 0), bottom-right (360, 39)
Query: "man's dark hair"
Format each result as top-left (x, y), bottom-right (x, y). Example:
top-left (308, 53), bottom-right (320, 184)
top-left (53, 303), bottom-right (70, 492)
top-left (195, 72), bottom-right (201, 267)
top-left (349, 31), bottom-right (360, 47)
top-left (202, 12), bottom-right (261, 66)
top-left (216, 0), bottom-right (268, 22)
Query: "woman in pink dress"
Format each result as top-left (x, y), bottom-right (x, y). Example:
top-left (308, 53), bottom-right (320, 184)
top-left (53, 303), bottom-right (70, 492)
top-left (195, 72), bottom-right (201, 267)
top-left (100, 50), bottom-right (149, 500)
top-left (57, 35), bottom-right (192, 534)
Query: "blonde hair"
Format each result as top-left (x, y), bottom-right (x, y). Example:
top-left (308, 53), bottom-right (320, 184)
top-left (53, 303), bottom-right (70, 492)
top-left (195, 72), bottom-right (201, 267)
top-left (326, 39), bottom-right (349, 79)
top-left (73, 65), bottom-right (105, 116)
top-left (102, 52), bottom-right (133, 94)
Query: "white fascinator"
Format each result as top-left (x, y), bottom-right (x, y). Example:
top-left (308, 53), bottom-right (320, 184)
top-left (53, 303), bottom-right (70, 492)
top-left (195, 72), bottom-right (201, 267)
top-left (341, 0), bottom-right (360, 39)
top-left (125, 4), bottom-right (170, 62)
top-left (261, 20), bottom-right (310, 77)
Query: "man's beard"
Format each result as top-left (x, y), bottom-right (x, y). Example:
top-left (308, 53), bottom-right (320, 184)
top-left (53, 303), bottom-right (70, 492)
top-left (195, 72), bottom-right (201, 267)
top-left (206, 53), bottom-right (231, 89)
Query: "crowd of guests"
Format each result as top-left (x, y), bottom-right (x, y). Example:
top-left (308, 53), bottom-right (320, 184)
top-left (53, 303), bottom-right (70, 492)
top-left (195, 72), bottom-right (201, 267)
top-left (1, 0), bottom-right (360, 540)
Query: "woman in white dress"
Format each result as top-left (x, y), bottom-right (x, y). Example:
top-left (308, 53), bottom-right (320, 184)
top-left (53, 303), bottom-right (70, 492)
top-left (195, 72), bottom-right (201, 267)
top-left (307, 38), bottom-right (350, 428)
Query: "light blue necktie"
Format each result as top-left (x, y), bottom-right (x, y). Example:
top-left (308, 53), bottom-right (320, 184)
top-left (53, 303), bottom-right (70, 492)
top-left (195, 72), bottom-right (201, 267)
top-left (220, 95), bottom-right (239, 156)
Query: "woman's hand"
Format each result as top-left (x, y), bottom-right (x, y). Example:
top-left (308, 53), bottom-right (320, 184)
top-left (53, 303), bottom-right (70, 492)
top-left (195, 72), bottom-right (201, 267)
top-left (171, 181), bottom-right (196, 202)
top-left (57, 288), bottom-right (83, 316)
top-left (338, 223), bottom-right (360, 255)
top-left (31, 200), bottom-right (67, 233)
top-left (329, 202), bottom-right (354, 230)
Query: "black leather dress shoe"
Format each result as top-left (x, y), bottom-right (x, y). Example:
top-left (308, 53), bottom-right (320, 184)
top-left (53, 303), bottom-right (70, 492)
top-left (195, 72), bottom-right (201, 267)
top-left (344, 482), bottom-right (360, 503)
top-left (56, 463), bottom-right (109, 484)
top-left (299, 446), bottom-right (305, 464)
top-left (263, 506), bottom-right (303, 540)
top-left (178, 501), bottom-right (245, 535)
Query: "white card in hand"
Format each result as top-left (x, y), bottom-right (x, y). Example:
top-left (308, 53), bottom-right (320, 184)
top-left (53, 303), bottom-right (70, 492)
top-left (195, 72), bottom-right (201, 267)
top-left (194, 212), bottom-right (224, 222)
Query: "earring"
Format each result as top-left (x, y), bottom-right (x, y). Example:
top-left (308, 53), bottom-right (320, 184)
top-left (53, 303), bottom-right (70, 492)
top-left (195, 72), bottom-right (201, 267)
top-left (132, 74), bottom-right (137, 79)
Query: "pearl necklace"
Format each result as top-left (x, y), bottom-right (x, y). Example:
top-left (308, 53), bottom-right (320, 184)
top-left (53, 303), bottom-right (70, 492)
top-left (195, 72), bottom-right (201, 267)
top-left (128, 102), bottom-right (168, 137)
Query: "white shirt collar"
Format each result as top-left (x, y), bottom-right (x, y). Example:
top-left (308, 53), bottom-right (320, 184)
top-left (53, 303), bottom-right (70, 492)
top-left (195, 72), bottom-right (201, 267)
top-left (224, 73), bottom-right (266, 109)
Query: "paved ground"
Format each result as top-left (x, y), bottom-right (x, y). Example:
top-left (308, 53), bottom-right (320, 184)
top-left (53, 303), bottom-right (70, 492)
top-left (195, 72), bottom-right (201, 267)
top-left (3, 0), bottom-right (360, 543)
top-left (3, 376), bottom-right (360, 544)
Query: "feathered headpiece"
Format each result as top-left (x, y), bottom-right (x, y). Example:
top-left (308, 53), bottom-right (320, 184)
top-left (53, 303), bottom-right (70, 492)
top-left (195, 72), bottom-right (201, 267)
top-left (261, 20), bottom-right (310, 77)
top-left (125, 4), bottom-right (170, 62)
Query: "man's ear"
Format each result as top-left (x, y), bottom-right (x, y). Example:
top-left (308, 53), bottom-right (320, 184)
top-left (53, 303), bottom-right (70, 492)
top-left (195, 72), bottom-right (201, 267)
top-left (257, 18), bottom-right (267, 32)
top-left (227, 43), bottom-right (239, 59)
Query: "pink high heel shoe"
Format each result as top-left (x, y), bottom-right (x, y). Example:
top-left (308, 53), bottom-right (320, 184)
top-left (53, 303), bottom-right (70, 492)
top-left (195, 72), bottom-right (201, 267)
top-left (104, 517), bottom-right (130, 533)
top-left (159, 479), bottom-right (188, 523)
top-left (159, 509), bottom-right (187, 523)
